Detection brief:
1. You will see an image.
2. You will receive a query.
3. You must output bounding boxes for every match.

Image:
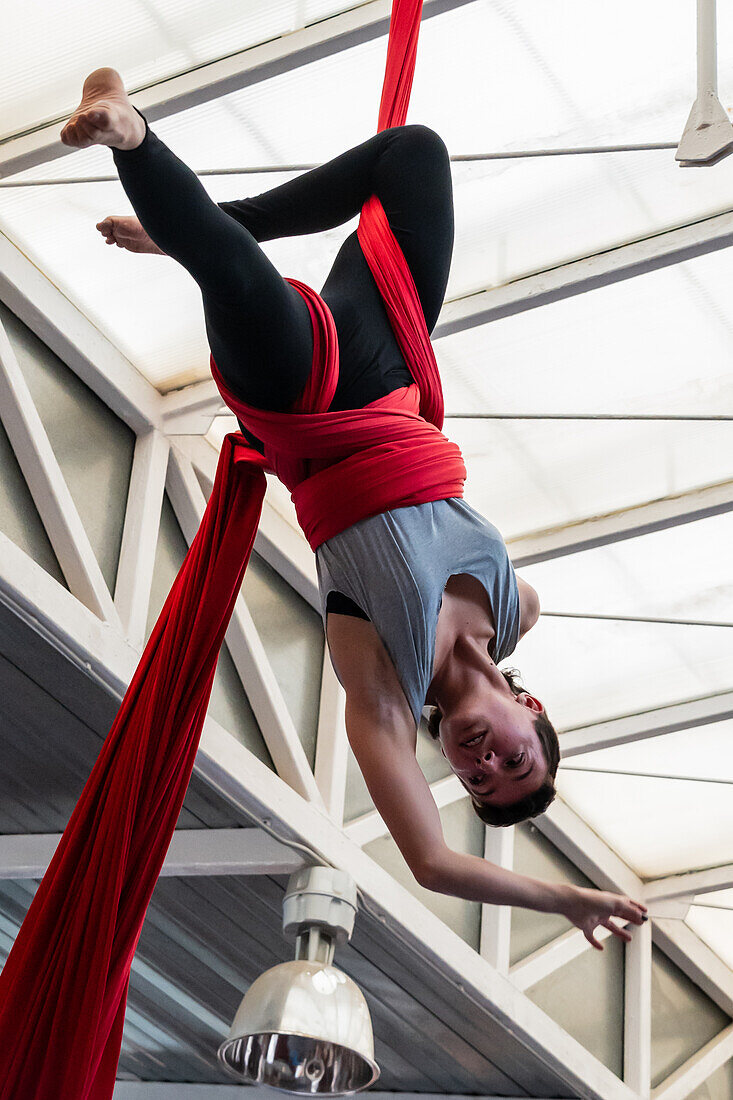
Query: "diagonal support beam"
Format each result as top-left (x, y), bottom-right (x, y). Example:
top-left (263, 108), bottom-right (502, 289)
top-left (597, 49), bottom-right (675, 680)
top-left (510, 924), bottom-right (623, 993)
top-left (507, 479), bottom-right (733, 567)
top-left (0, 317), bottom-right (122, 626)
top-left (170, 433), bottom-right (320, 611)
top-left (0, 828), bottom-right (306, 880)
top-left (433, 210), bottom-right (733, 340)
top-left (114, 429), bottom-right (169, 650)
top-left (653, 918), bottom-right (733, 1019)
top-left (651, 1021), bottom-right (733, 1100)
top-left (0, 0), bottom-right (474, 179)
top-left (646, 862), bottom-right (733, 903)
top-left (0, 232), bottom-right (161, 433)
top-left (559, 689), bottom-right (733, 757)
top-left (166, 446), bottom-right (324, 805)
top-left (161, 379), bottom-right (225, 435)
top-left (314, 653), bottom-right (348, 825)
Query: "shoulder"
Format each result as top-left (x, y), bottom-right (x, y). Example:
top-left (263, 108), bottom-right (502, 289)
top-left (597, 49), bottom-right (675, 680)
top-left (326, 613), bottom-right (415, 725)
top-left (516, 576), bottom-right (541, 639)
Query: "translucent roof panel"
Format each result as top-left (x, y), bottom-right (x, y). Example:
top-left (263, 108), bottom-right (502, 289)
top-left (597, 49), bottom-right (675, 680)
top-left (510, 616), bottom-right (733, 732)
top-left (5, 0), bottom-right (733, 149)
top-left (5, 3), bottom-right (733, 391)
top-left (555, 769), bottom-right (733, 879)
top-left (562, 720), bottom-right (733, 785)
top-left (519, 514), bottom-right (733, 624)
top-left (0, 172), bottom-right (344, 390)
top-left (438, 247), bottom-right (733, 417)
top-left (558, 724), bottom-right (733, 879)
top-left (451, 419), bottom-right (731, 541)
top-left (687, 907), bottom-right (733, 972)
top-left (1, 0), bottom-right (352, 140)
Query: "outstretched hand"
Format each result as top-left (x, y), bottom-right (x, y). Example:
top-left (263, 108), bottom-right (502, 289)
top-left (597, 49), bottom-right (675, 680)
top-left (562, 885), bottom-right (648, 950)
top-left (96, 215), bottom-right (166, 255)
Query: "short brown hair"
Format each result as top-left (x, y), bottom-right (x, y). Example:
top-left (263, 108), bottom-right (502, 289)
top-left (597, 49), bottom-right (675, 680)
top-left (426, 667), bottom-right (560, 827)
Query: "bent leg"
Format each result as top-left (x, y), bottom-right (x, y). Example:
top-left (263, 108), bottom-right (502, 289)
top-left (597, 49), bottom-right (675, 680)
top-left (219, 124), bottom-right (454, 331)
top-left (111, 112), bottom-right (313, 408)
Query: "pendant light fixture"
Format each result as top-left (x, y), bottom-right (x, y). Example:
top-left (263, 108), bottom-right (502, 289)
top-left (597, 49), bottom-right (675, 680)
top-left (218, 866), bottom-right (380, 1094)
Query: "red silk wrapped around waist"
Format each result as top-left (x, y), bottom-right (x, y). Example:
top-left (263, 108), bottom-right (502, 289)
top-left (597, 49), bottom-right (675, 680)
top-left (210, 360), bottom-right (466, 550)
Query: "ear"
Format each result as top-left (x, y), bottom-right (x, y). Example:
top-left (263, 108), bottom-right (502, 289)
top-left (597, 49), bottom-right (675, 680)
top-left (516, 692), bottom-right (543, 713)
top-left (440, 743), bottom-right (446, 758)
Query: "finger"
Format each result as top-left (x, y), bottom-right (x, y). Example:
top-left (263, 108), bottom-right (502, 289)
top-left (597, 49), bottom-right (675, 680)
top-left (616, 899), bottom-right (647, 924)
top-left (604, 920), bottom-right (632, 943)
top-left (584, 929), bottom-right (604, 951)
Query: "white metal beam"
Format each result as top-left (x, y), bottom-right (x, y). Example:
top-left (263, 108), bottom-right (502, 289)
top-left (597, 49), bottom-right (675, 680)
top-left (0, 828), bottom-right (306, 880)
top-left (0, 317), bottom-right (122, 626)
top-left (0, 230), bottom-right (161, 433)
top-left (507, 479), bottom-right (733, 567)
top-left (171, 433), bottom-right (320, 611)
top-left (1, 0), bottom-right (473, 179)
top-left (510, 924), bottom-right (621, 993)
top-left (433, 210), bottom-right (733, 340)
top-left (653, 918), bottom-right (733, 1019)
top-left (646, 862), bottom-right (733, 903)
top-left (344, 773), bottom-right (464, 847)
top-left (114, 429), bottom-right (169, 650)
top-left (161, 379), bottom-right (225, 435)
top-left (314, 652), bottom-right (349, 825)
top-left (166, 446), bottom-right (324, 805)
top-left (651, 1022), bottom-right (733, 1100)
top-left (624, 918), bottom-right (652, 1097)
top-left (480, 827), bottom-right (514, 974)
top-left (558, 689), bottom-right (733, 758)
top-left (533, 798), bottom-right (644, 900)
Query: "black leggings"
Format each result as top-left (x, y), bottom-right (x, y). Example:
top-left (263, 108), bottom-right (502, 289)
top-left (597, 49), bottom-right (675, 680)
top-left (112, 112), bottom-right (454, 433)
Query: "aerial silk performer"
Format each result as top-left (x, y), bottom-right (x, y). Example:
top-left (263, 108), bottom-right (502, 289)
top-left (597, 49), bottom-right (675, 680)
top-left (0, 2), bottom-right (647, 1096)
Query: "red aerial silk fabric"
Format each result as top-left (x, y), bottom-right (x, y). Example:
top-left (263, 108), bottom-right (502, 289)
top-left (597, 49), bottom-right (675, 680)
top-left (0, 1), bottom-right (465, 1097)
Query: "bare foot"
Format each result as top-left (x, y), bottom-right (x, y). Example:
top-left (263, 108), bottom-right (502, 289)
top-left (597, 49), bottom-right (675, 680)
top-left (96, 215), bottom-right (166, 255)
top-left (60, 68), bottom-right (145, 151)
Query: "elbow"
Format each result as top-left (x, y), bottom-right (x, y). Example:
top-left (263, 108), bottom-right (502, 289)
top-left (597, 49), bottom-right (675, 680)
top-left (413, 855), bottom-right (450, 893)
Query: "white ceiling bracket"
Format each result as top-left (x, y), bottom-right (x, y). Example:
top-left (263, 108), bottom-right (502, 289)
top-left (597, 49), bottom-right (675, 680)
top-left (676, 0), bottom-right (733, 166)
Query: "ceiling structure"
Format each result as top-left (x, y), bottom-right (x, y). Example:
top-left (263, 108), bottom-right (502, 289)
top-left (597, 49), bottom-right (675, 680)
top-left (2, 1), bottom-right (733, 1097)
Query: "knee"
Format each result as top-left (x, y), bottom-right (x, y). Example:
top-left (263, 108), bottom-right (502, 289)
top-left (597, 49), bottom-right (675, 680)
top-left (388, 123), bottom-right (450, 166)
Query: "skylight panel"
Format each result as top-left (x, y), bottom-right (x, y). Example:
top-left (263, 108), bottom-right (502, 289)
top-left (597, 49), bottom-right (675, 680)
top-left (556, 771), bottom-right (733, 878)
top-left (513, 616), bottom-right (733, 731)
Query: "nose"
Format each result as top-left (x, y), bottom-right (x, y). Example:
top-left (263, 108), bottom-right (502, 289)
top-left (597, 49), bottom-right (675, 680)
top-left (474, 750), bottom-right (498, 772)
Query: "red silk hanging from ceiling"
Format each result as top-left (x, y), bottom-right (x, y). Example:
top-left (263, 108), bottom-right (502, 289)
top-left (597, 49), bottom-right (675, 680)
top-left (0, 3), bottom-right (466, 1097)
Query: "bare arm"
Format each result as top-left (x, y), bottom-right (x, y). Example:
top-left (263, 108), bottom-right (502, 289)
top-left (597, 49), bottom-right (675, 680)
top-left (516, 575), bottom-right (541, 639)
top-left (328, 614), bottom-right (647, 948)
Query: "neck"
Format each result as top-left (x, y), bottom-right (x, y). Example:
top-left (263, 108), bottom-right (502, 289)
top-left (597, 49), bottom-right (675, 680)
top-left (427, 584), bottom-right (496, 708)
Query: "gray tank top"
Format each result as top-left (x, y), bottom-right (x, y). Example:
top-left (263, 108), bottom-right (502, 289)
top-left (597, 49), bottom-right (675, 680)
top-left (315, 498), bottom-right (521, 726)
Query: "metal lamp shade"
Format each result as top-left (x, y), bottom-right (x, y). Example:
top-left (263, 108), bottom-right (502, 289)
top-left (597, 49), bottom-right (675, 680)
top-left (218, 959), bottom-right (380, 1095)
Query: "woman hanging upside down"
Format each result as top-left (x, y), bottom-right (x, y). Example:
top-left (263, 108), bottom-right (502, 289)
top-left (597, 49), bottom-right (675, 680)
top-left (60, 68), bottom-right (648, 949)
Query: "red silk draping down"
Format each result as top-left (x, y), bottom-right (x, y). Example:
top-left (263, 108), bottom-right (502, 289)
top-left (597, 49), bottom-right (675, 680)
top-left (0, 1), bottom-right (466, 1096)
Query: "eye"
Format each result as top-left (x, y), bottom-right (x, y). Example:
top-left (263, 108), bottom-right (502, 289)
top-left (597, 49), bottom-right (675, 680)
top-left (464, 733), bottom-right (483, 746)
top-left (506, 752), bottom-right (526, 769)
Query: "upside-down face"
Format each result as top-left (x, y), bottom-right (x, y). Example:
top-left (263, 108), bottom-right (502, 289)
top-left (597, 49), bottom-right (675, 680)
top-left (437, 687), bottom-right (547, 807)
